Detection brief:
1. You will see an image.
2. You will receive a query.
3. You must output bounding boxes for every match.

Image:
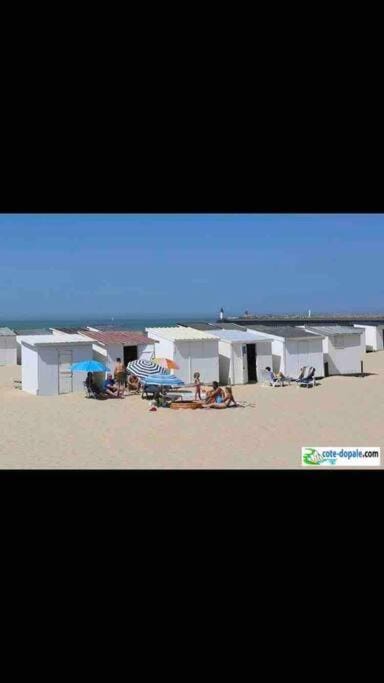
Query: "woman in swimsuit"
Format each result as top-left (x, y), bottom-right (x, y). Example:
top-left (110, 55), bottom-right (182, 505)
top-left (204, 381), bottom-right (225, 405)
top-left (203, 386), bottom-right (238, 409)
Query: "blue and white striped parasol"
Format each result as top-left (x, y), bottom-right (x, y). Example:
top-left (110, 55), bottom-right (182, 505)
top-left (126, 359), bottom-right (168, 380)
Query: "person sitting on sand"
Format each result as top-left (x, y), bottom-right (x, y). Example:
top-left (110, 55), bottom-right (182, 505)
top-left (127, 373), bottom-right (140, 393)
top-left (203, 386), bottom-right (238, 409)
top-left (104, 373), bottom-right (123, 398)
top-left (204, 381), bottom-right (225, 405)
top-left (193, 371), bottom-right (202, 400)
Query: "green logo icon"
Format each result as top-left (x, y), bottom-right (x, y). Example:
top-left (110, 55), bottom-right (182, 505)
top-left (302, 448), bottom-right (336, 466)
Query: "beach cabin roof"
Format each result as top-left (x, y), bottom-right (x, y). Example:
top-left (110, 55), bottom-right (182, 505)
top-left (178, 321), bottom-right (222, 330)
top-left (79, 329), bottom-right (156, 346)
top-left (147, 326), bottom-right (219, 341)
top-left (247, 325), bottom-right (324, 340)
top-left (208, 329), bottom-right (271, 343)
top-left (216, 322), bottom-right (246, 330)
top-left (15, 328), bottom-right (53, 336)
top-left (0, 327), bottom-right (16, 336)
top-left (20, 334), bottom-right (93, 346)
top-left (305, 325), bottom-right (363, 336)
top-left (51, 327), bottom-right (83, 334)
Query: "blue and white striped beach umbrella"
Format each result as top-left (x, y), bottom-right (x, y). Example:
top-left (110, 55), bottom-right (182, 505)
top-left (126, 359), bottom-right (168, 380)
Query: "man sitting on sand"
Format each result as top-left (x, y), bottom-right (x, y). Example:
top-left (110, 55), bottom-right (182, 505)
top-left (203, 386), bottom-right (238, 408)
top-left (104, 373), bottom-right (123, 398)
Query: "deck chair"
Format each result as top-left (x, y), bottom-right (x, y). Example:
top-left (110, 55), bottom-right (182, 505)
top-left (142, 384), bottom-right (161, 400)
top-left (84, 381), bottom-right (108, 400)
top-left (297, 366), bottom-right (316, 388)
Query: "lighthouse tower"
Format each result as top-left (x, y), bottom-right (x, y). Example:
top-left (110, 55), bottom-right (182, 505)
top-left (219, 307), bottom-right (224, 320)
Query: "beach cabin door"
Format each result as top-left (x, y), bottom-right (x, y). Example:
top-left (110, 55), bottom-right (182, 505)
top-left (58, 350), bottom-right (73, 394)
top-left (124, 345), bottom-right (137, 365)
top-left (297, 341), bottom-right (311, 375)
top-left (242, 345), bottom-right (248, 383)
top-left (246, 344), bottom-right (257, 382)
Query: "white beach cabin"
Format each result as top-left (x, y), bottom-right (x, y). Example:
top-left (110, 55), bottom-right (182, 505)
top-left (0, 327), bottom-right (17, 366)
top-left (77, 329), bottom-right (157, 371)
top-left (21, 334), bottom-right (94, 396)
top-left (51, 328), bottom-right (157, 372)
top-left (354, 324), bottom-right (384, 352)
top-left (303, 326), bottom-right (365, 375)
top-left (245, 326), bottom-right (325, 378)
top-left (208, 329), bottom-right (272, 384)
top-left (145, 326), bottom-right (219, 384)
top-left (15, 328), bottom-right (53, 364)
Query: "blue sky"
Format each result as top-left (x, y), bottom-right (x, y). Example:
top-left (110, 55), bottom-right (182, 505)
top-left (0, 214), bottom-right (383, 319)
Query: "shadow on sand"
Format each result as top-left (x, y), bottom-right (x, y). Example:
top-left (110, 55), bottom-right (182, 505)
top-left (322, 372), bottom-right (378, 379)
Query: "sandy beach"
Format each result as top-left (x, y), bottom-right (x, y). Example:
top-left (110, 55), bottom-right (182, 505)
top-left (0, 351), bottom-right (383, 469)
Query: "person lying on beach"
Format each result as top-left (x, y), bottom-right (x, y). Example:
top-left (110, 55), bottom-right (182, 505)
top-left (204, 381), bottom-right (225, 404)
top-left (103, 374), bottom-right (123, 398)
top-left (202, 387), bottom-right (238, 408)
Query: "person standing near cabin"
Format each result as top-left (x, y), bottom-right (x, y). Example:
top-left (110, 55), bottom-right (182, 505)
top-left (114, 357), bottom-right (127, 390)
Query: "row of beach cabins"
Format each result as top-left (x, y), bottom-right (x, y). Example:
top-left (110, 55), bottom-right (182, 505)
top-left (0, 320), bottom-right (383, 397)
